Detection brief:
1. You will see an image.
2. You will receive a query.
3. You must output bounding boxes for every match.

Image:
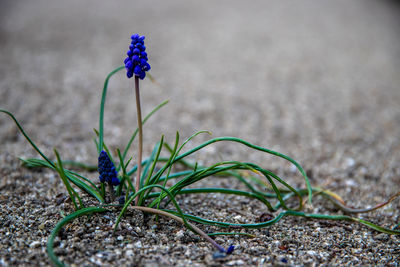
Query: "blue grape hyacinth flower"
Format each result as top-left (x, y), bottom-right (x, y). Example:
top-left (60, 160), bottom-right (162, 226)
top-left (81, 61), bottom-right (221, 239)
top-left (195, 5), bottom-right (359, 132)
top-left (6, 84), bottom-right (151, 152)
top-left (124, 33), bottom-right (151, 79)
top-left (98, 150), bottom-right (120, 186)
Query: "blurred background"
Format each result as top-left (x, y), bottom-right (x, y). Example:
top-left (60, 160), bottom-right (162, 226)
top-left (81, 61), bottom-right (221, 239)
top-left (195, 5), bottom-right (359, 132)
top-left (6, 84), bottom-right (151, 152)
top-left (0, 0), bottom-right (399, 191)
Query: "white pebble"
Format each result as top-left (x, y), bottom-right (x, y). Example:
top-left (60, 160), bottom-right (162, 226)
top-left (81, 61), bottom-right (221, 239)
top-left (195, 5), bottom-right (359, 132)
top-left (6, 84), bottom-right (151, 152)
top-left (345, 179), bottom-right (357, 187)
top-left (125, 249), bottom-right (134, 257)
top-left (176, 230), bottom-right (185, 239)
top-left (307, 250), bottom-right (317, 256)
top-left (234, 215), bottom-right (243, 221)
top-left (345, 157), bottom-right (355, 168)
top-left (227, 259), bottom-right (244, 266)
top-left (134, 241), bottom-right (142, 248)
top-left (29, 241), bottom-right (41, 248)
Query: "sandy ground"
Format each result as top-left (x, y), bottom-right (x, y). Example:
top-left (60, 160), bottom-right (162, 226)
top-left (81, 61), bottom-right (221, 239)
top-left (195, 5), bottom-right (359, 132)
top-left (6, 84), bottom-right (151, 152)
top-left (1, 0), bottom-right (400, 266)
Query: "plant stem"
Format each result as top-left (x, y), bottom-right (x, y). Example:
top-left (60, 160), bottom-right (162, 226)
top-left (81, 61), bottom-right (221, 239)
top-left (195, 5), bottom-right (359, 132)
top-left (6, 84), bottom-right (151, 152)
top-left (134, 76), bottom-right (143, 205)
top-left (108, 183), bottom-right (115, 202)
top-left (101, 183), bottom-right (105, 200)
top-left (131, 206), bottom-right (226, 252)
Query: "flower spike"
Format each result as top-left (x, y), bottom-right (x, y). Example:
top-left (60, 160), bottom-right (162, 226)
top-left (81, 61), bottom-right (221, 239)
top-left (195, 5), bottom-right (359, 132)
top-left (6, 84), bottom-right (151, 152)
top-left (124, 34), bottom-right (151, 79)
top-left (98, 150), bottom-right (120, 186)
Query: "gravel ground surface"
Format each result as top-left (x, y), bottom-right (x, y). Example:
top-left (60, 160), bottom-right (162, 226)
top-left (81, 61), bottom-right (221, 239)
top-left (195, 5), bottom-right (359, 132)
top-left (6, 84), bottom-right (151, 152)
top-left (1, 0), bottom-right (400, 266)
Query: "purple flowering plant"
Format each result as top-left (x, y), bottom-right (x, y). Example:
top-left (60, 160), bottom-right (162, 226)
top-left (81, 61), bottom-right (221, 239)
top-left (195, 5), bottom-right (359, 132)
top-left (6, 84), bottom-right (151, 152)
top-left (1, 33), bottom-right (400, 266)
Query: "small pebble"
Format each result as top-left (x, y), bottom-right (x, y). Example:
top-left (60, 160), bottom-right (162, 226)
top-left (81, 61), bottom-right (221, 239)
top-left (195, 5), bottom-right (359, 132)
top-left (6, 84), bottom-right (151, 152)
top-left (307, 250), bottom-right (317, 256)
top-left (29, 241), bottom-right (41, 248)
top-left (176, 230), bottom-right (185, 240)
top-left (134, 241), bottom-right (142, 248)
top-left (374, 233), bottom-right (389, 241)
top-left (212, 251), bottom-right (226, 259)
top-left (345, 158), bottom-right (355, 168)
top-left (125, 250), bottom-right (134, 257)
top-left (38, 223), bottom-right (45, 230)
top-left (226, 259), bottom-right (244, 266)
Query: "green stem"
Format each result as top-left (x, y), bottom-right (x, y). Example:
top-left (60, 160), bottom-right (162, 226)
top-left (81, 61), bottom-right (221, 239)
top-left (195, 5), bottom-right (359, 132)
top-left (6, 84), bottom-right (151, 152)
top-left (47, 207), bottom-right (109, 267)
top-left (173, 137), bottom-right (313, 204)
top-left (54, 149), bottom-right (82, 210)
top-left (99, 65), bottom-right (125, 152)
top-left (0, 109), bottom-right (55, 168)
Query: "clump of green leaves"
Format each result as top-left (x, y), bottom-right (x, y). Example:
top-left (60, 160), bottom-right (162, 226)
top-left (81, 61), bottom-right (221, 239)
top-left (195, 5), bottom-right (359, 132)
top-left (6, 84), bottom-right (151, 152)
top-left (1, 66), bottom-right (399, 267)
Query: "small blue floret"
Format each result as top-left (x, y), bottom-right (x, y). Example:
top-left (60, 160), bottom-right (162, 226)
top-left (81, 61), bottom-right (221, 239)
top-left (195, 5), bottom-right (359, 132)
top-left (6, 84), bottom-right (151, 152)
top-left (98, 150), bottom-right (120, 186)
top-left (124, 34), bottom-right (151, 80)
top-left (226, 245), bottom-right (235, 254)
top-left (213, 245), bottom-right (235, 259)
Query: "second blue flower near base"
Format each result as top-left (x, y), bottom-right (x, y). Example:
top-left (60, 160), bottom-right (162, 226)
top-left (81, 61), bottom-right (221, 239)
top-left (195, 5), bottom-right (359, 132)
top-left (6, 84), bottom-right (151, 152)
top-left (98, 150), bottom-right (120, 186)
top-left (124, 34), bottom-right (151, 79)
